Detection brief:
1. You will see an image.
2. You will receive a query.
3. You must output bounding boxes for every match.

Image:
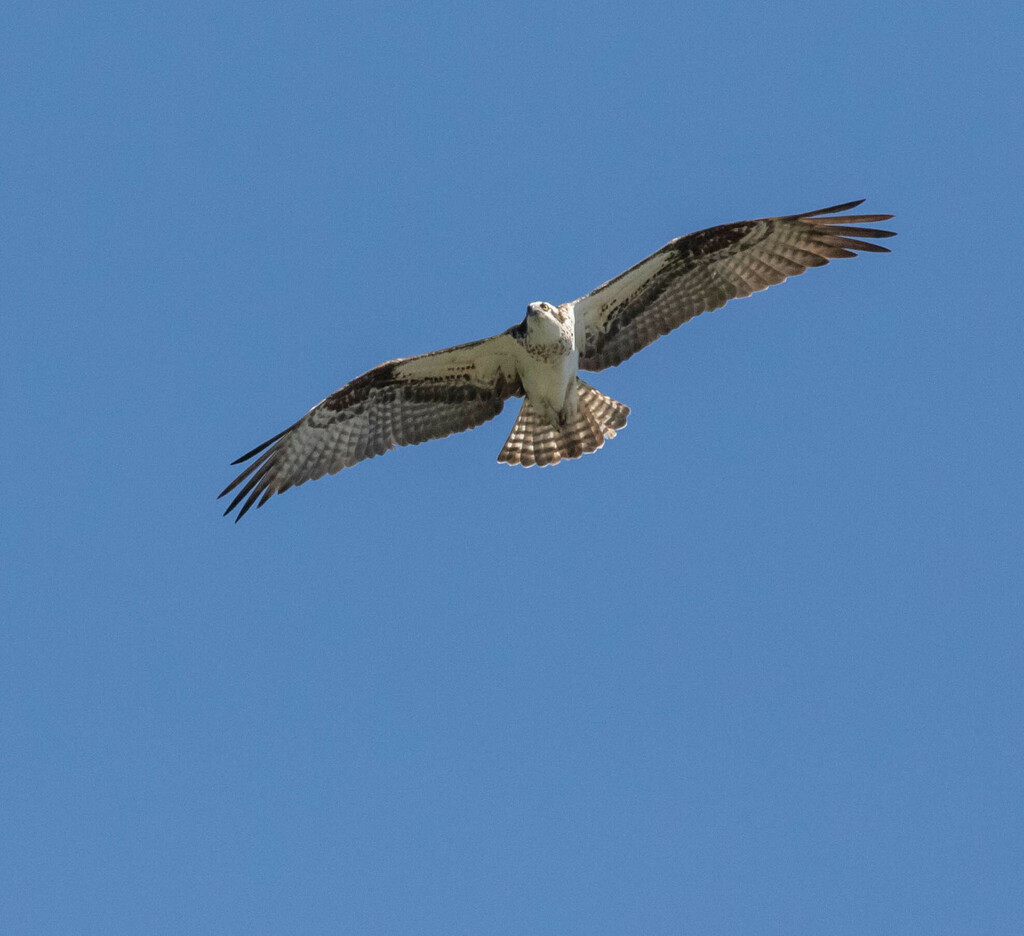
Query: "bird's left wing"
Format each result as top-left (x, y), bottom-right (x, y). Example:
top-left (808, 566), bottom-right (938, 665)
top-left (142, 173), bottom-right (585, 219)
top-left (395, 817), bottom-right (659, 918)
top-left (573, 200), bottom-right (895, 371)
top-left (219, 332), bottom-right (524, 520)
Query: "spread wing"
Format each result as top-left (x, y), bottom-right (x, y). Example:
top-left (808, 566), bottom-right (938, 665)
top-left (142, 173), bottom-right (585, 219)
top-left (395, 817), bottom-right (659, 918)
top-left (219, 332), bottom-right (524, 520)
top-left (574, 200), bottom-right (895, 371)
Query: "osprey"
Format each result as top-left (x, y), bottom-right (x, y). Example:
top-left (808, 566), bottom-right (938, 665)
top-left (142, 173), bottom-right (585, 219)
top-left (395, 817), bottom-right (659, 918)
top-left (221, 200), bottom-right (894, 520)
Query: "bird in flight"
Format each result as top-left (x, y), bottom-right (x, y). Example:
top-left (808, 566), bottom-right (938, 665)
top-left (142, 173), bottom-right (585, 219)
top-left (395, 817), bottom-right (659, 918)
top-left (220, 199), bottom-right (894, 520)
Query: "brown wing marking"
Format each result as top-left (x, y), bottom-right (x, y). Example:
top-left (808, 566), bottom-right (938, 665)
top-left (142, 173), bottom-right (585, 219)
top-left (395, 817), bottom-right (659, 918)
top-left (219, 334), bottom-right (523, 520)
top-left (576, 200), bottom-right (895, 371)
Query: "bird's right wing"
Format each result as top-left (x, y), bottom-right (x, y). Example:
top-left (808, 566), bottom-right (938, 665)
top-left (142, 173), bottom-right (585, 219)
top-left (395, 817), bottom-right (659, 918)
top-left (219, 332), bottom-right (524, 520)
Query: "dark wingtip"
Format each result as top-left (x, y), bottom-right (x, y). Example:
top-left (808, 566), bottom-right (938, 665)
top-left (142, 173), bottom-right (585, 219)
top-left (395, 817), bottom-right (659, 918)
top-left (798, 198), bottom-right (865, 217)
top-left (795, 199), bottom-right (895, 224)
top-left (220, 424), bottom-right (293, 517)
top-left (228, 425), bottom-right (291, 466)
top-left (232, 496), bottom-right (255, 522)
top-left (830, 198), bottom-right (865, 212)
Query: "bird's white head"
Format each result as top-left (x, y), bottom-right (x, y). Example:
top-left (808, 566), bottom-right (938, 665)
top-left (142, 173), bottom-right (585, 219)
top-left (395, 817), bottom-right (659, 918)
top-left (525, 301), bottom-right (564, 337)
top-left (524, 301), bottom-right (574, 351)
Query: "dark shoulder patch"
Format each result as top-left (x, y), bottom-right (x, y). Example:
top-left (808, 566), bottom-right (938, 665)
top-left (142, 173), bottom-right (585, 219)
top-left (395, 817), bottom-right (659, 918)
top-left (505, 320), bottom-right (527, 342)
top-left (673, 220), bottom-right (761, 263)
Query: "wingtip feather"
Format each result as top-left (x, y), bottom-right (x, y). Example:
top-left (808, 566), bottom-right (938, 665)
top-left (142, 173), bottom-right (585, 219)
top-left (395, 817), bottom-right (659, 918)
top-left (794, 200), bottom-right (895, 225)
top-left (796, 199), bottom-right (865, 217)
top-left (231, 428), bottom-right (288, 465)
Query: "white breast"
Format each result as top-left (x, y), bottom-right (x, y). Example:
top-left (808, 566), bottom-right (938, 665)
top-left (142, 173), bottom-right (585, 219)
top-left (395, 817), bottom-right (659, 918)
top-left (520, 304), bottom-right (579, 424)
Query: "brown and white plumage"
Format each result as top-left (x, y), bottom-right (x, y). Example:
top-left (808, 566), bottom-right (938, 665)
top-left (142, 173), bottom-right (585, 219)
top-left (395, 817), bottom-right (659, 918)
top-left (497, 379), bottom-right (630, 468)
top-left (574, 199), bottom-right (895, 370)
top-left (220, 199), bottom-right (894, 519)
top-left (220, 335), bottom-right (524, 519)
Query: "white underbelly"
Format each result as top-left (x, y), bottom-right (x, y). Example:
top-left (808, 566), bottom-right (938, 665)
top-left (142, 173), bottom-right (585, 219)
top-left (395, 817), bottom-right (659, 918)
top-left (521, 350), bottom-right (579, 423)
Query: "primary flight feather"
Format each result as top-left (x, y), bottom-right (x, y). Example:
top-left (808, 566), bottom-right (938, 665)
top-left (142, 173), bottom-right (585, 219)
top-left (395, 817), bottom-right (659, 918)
top-left (220, 199), bottom-right (895, 520)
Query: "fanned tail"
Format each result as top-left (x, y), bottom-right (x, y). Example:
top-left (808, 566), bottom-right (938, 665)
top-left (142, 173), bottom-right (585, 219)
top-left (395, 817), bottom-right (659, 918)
top-left (497, 379), bottom-right (629, 467)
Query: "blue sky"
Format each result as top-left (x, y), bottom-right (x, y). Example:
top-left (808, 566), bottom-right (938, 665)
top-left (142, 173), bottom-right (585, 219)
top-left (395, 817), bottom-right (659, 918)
top-left (3, 1), bottom-right (1022, 932)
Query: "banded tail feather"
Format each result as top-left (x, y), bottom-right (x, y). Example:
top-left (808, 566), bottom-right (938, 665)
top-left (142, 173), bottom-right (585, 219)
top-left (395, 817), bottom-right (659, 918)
top-left (498, 379), bottom-right (629, 467)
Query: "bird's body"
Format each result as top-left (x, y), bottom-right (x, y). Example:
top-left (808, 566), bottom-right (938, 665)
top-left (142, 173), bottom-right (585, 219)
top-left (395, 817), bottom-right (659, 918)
top-left (518, 301), bottom-right (580, 426)
top-left (221, 200), bottom-right (895, 519)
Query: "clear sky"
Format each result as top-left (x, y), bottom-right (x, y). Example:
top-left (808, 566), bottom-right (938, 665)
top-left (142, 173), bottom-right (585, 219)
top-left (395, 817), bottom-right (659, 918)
top-left (3, 1), bottom-right (1022, 933)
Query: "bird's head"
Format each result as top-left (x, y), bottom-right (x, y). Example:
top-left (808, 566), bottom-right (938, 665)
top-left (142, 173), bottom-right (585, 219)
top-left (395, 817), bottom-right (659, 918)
top-left (524, 301), bottom-right (565, 342)
top-left (524, 301), bottom-right (574, 349)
